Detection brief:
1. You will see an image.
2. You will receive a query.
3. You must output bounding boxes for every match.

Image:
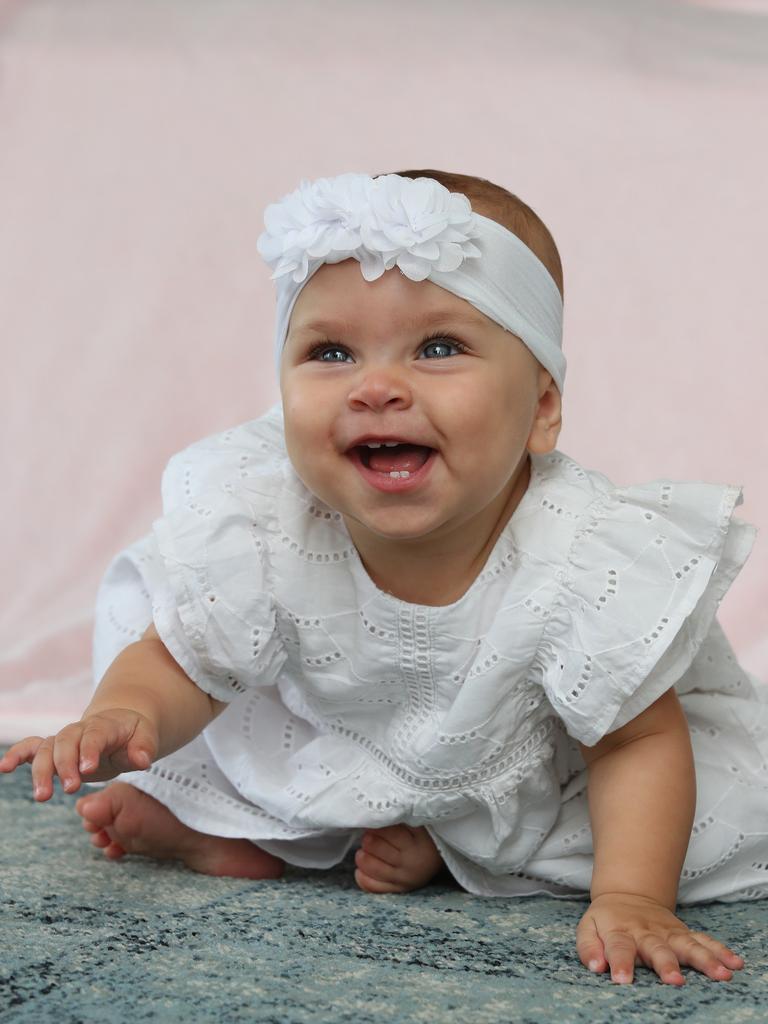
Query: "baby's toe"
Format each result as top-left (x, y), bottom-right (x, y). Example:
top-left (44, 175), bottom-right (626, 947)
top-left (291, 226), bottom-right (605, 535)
top-left (356, 843), bottom-right (405, 884)
top-left (90, 829), bottom-right (112, 849)
top-left (75, 793), bottom-right (114, 828)
top-left (355, 847), bottom-right (399, 881)
top-left (81, 818), bottom-right (101, 834)
top-left (361, 830), bottom-right (402, 866)
top-left (354, 867), bottom-right (406, 894)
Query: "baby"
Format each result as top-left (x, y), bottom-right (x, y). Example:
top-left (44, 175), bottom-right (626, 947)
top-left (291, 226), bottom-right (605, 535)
top-left (2, 169), bottom-right (765, 987)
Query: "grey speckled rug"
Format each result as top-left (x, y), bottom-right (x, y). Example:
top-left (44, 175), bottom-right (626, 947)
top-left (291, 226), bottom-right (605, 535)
top-left (2, 749), bottom-right (767, 1023)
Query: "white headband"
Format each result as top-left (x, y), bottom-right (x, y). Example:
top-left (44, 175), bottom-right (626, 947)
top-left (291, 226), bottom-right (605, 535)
top-left (257, 172), bottom-right (566, 393)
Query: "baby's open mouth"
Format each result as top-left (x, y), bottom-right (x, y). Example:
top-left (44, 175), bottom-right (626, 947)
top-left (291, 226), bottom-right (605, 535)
top-left (355, 443), bottom-right (435, 475)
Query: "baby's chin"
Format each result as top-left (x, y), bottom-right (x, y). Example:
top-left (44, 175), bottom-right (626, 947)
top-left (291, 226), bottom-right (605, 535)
top-left (342, 488), bottom-right (509, 555)
top-left (340, 508), bottom-right (454, 545)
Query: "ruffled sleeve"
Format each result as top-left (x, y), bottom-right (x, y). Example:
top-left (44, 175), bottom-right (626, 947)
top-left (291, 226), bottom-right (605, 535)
top-left (535, 479), bottom-right (757, 747)
top-left (147, 486), bottom-right (287, 703)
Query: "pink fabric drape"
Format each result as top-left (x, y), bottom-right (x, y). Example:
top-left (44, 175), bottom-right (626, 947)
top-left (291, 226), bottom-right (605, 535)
top-left (2, 0), bottom-right (766, 741)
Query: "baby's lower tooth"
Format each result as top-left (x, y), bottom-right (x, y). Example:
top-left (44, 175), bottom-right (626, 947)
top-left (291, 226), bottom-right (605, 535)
top-left (388, 470), bottom-right (410, 478)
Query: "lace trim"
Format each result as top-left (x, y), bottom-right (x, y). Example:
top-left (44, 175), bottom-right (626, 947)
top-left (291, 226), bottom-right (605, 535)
top-left (392, 607), bottom-right (435, 762)
top-left (358, 609), bottom-right (397, 641)
top-left (327, 716), bottom-right (558, 793)
top-left (534, 480), bottom-right (752, 743)
top-left (680, 832), bottom-right (746, 881)
top-left (279, 531), bottom-right (356, 563)
top-left (142, 763), bottom-right (308, 835)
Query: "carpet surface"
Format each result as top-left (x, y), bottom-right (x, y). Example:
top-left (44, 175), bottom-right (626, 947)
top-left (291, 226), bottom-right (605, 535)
top-left (2, 748), bottom-right (767, 1023)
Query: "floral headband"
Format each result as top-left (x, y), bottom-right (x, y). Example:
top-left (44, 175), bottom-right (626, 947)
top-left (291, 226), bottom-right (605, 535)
top-left (257, 172), bottom-right (566, 393)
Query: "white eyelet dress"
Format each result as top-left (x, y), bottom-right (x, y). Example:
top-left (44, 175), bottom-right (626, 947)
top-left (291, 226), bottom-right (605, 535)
top-left (90, 402), bottom-right (768, 903)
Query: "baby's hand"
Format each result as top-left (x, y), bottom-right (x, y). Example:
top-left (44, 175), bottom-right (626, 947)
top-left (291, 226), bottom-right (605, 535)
top-left (0, 710), bottom-right (158, 800)
top-left (576, 892), bottom-right (745, 985)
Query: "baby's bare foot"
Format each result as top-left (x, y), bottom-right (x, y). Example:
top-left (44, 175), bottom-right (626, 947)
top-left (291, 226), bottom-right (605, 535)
top-left (74, 782), bottom-right (284, 879)
top-left (354, 824), bottom-right (444, 894)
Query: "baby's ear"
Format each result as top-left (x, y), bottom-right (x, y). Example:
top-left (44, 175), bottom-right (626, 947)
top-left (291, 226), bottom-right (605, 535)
top-left (528, 370), bottom-right (562, 454)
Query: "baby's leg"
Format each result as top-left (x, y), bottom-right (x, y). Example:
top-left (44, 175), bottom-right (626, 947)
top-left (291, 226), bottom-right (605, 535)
top-left (355, 824), bottom-right (445, 894)
top-left (75, 783), bottom-right (285, 879)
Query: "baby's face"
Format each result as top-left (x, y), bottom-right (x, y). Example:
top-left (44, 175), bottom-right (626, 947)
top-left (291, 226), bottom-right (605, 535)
top-left (280, 259), bottom-right (559, 544)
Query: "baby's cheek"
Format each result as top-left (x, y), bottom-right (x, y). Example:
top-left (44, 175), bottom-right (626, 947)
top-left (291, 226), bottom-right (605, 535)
top-left (286, 444), bottom-right (341, 507)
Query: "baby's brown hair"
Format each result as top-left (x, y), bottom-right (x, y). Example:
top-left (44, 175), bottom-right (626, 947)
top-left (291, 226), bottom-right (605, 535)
top-left (375, 168), bottom-right (564, 301)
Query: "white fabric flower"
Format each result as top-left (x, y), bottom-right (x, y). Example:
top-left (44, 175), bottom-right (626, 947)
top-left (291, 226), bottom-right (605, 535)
top-left (257, 172), bottom-right (482, 284)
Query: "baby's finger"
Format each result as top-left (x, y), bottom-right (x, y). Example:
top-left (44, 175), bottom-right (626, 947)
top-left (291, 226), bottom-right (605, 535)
top-left (687, 931), bottom-right (745, 971)
top-left (575, 914), bottom-right (607, 973)
top-left (31, 737), bottom-right (56, 801)
top-left (77, 719), bottom-right (113, 775)
top-left (670, 934), bottom-right (734, 981)
top-left (602, 931), bottom-right (637, 984)
top-left (636, 935), bottom-right (685, 986)
top-left (0, 737), bottom-right (45, 772)
top-left (126, 725), bottom-right (155, 770)
top-left (0, 748), bottom-right (17, 772)
top-left (53, 725), bottom-right (87, 793)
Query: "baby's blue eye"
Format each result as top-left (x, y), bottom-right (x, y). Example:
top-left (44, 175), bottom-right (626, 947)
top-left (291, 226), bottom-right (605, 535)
top-left (315, 346), bottom-right (350, 362)
top-left (421, 338), bottom-right (464, 359)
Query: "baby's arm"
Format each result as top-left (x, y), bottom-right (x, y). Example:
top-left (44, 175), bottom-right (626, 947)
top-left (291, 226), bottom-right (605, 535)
top-left (0, 623), bottom-right (227, 800)
top-left (583, 687), bottom-right (696, 910)
top-left (574, 688), bottom-right (744, 985)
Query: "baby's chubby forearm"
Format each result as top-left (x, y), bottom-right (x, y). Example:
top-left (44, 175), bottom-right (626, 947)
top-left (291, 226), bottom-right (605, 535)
top-left (0, 624), bottom-right (227, 799)
top-left (580, 687), bottom-right (696, 910)
top-left (84, 627), bottom-right (225, 762)
top-left (574, 690), bottom-right (744, 986)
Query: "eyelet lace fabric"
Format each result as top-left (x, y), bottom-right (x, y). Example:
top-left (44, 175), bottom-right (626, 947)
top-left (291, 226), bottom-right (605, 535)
top-left (90, 403), bottom-right (768, 902)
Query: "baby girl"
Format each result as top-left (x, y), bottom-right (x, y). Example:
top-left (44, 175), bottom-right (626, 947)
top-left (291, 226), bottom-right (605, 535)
top-left (2, 169), bottom-right (766, 987)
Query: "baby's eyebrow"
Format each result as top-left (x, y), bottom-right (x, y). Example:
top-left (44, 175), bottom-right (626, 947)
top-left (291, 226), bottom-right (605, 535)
top-left (294, 310), bottom-right (487, 336)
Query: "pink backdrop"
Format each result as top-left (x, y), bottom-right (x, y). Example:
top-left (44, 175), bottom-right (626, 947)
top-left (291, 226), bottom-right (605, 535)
top-left (2, 0), bottom-right (766, 742)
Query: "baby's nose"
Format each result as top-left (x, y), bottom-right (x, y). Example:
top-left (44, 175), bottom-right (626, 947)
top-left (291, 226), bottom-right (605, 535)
top-left (347, 368), bottom-right (413, 411)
